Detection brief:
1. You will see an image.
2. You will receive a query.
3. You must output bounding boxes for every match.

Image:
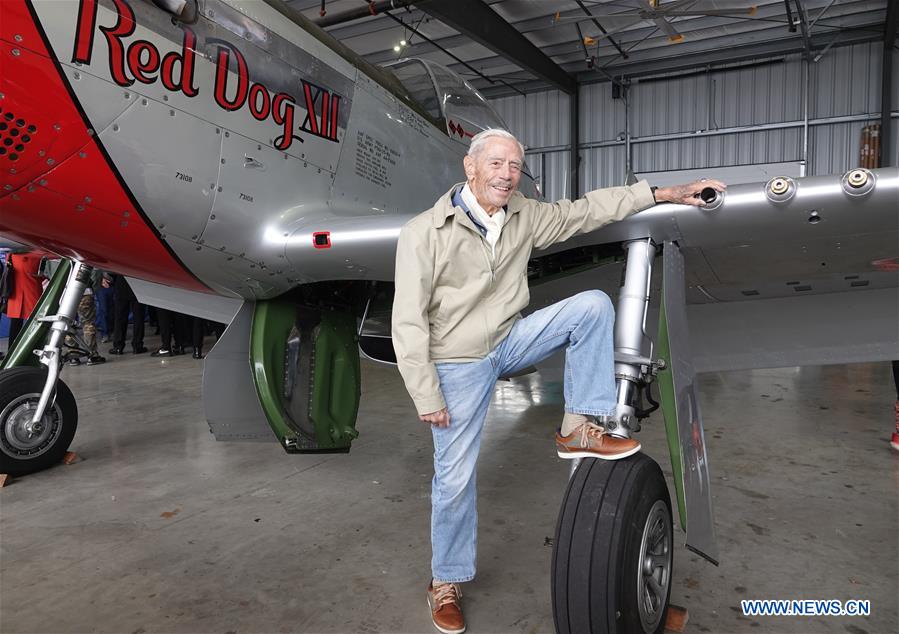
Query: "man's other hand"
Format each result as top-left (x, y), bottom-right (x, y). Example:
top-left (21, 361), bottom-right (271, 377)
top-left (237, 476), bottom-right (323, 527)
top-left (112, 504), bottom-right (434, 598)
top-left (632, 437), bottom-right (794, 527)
top-left (420, 407), bottom-right (451, 428)
top-left (656, 179), bottom-right (726, 207)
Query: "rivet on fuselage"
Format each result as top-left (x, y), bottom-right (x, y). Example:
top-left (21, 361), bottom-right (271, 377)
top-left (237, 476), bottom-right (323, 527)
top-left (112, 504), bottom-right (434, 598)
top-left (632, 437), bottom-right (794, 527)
top-left (11, 49), bottom-right (20, 57)
top-left (14, 35), bottom-right (22, 42)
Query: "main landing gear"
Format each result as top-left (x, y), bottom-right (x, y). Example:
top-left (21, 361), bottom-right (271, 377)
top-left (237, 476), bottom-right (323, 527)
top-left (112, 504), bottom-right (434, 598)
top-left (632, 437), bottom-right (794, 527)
top-left (551, 240), bottom-right (675, 634)
top-left (0, 261), bottom-right (88, 476)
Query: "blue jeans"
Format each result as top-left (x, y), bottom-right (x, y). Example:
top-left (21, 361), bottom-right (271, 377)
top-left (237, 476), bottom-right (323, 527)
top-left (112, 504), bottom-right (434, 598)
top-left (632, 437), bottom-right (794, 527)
top-left (430, 290), bottom-right (617, 583)
top-left (95, 286), bottom-right (115, 337)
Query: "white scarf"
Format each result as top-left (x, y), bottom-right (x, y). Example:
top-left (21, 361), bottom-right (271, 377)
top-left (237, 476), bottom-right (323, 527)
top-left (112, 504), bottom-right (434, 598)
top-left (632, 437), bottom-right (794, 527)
top-left (461, 184), bottom-right (505, 256)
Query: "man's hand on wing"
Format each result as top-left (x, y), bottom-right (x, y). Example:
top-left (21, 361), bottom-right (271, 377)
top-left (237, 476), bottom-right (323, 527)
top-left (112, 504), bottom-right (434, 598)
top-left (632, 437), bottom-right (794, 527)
top-left (420, 407), bottom-right (451, 428)
top-left (656, 178), bottom-right (727, 207)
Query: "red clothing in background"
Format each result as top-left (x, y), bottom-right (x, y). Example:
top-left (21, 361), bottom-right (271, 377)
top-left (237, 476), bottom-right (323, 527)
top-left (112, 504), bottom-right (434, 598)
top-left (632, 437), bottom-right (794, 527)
top-left (5, 252), bottom-right (45, 319)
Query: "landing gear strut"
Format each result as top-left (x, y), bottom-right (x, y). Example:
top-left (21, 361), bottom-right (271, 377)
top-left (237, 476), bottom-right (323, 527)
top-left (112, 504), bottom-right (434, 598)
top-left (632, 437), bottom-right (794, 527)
top-left (0, 261), bottom-right (89, 476)
top-left (552, 239), bottom-right (675, 633)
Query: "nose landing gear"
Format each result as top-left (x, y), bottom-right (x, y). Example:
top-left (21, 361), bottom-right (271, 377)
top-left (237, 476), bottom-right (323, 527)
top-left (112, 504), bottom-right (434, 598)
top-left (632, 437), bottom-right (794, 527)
top-left (1, 260), bottom-right (87, 477)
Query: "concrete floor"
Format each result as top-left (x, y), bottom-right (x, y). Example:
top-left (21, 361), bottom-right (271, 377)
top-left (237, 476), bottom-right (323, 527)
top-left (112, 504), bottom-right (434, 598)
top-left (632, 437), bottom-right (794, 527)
top-left (0, 334), bottom-right (897, 634)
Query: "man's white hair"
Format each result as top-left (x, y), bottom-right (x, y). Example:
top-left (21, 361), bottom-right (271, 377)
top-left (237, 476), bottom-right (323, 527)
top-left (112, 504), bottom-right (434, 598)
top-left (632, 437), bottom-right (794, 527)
top-left (467, 128), bottom-right (525, 160)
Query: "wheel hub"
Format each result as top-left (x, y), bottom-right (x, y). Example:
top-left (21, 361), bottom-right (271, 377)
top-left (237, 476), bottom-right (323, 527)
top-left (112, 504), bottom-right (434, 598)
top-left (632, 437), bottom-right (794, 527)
top-left (637, 499), bottom-right (672, 632)
top-left (1, 393), bottom-right (61, 457)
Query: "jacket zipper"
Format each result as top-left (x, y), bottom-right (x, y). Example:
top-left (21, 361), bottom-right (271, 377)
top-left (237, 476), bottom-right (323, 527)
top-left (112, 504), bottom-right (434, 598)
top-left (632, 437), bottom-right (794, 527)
top-left (480, 239), bottom-right (495, 283)
top-left (479, 238), bottom-right (494, 353)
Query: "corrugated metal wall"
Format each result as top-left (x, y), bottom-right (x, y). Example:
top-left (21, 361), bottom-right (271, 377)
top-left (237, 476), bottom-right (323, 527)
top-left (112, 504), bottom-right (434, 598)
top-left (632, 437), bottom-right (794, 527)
top-left (490, 41), bottom-right (896, 196)
top-left (491, 90), bottom-right (571, 200)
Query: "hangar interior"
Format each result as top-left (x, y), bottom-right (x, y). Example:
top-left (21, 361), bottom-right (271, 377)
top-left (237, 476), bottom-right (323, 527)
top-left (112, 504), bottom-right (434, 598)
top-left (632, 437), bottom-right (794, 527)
top-left (1, 1), bottom-right (897, 634)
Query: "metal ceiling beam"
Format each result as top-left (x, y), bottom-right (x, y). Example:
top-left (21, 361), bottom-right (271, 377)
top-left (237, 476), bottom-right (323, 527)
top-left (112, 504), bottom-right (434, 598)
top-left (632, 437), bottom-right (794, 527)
top-left (314, 1), bottom-right (422, 28)
top-left (445, 8), bottom-right (885, 83)
top-left (791, 0), bottom-right (812, 57)
top-left (581, 26), bottom-right (880, 83)
top-left (882, 0), bottom-right (899, 166)
top-left (415, 0), bottom-right (577, 94)
top-left (574, 0), bottom-right (629, 61)
top-left (474, 26), bottom-right (881, 98)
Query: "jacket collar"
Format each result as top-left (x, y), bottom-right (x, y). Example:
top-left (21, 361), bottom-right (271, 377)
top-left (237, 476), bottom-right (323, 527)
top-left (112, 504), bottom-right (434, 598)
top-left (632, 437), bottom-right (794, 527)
top-left (433, 182), bottom-right (525, 228)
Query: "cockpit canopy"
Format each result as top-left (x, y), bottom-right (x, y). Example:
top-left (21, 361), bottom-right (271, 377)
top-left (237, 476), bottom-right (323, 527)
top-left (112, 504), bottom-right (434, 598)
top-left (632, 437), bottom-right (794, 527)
top-left (385, 58), bottom-right (508, 144)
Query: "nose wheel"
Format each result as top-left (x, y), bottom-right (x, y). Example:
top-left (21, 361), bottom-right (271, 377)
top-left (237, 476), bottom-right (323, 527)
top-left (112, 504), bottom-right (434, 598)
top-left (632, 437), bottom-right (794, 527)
top-left (0, 367), bottom-right (78, 477)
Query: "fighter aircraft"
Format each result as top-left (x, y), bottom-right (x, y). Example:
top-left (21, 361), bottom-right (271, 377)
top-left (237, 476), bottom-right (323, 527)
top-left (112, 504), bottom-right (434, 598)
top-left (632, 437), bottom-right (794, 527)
top-left (1, 1), bottom-right (897, 632)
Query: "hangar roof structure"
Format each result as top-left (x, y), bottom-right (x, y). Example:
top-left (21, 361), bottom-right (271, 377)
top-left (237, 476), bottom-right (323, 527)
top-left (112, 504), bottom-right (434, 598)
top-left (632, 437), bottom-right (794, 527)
top-left (290, 1), bottom-right (894, 98)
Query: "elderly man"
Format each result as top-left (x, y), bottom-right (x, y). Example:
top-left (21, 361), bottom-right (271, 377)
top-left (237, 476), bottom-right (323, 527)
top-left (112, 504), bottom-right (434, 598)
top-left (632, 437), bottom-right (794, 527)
top-left (392, 128), bottom-right (724, 634)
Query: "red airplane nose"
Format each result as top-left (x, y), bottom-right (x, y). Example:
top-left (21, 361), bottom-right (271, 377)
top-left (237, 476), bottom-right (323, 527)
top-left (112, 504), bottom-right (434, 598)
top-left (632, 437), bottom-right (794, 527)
top-left (0, 3), bottom-right (89, 195)
top-left (0, 0), bottom-right (207, 291)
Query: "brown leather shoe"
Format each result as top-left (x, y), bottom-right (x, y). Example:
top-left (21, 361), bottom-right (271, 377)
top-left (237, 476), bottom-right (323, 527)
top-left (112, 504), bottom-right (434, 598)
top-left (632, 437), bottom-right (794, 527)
top-left (427, 581), bottom-right (465, 634)
top-left (556, 421), bottom-right (641, 460)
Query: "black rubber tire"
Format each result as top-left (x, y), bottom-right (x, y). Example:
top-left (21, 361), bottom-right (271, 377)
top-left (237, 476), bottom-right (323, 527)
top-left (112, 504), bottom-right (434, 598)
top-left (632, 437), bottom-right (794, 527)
top-left (552, 453), bottom-right (673, 634)
top-left (0, 367), bottom-right (78, 476)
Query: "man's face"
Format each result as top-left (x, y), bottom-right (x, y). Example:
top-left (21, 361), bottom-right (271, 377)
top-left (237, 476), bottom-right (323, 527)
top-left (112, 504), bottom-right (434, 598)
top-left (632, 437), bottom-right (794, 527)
top-left (463, 137), bottom-right (523, 214)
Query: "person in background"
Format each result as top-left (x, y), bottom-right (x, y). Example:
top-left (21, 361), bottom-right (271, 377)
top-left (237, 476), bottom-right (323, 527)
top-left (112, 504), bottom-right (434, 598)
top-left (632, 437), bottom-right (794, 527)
top-left (95, 269), bottom-right (115, 343)
top-left (109, 273), bottom-right (147, 355)
top-left (79, 270), bottom-right (106, 365)
top-left (891, 361), bottom-right (899, 452)
top-left (151, 308), bottom-right (186, 358)
top-left (190, 316), bottom-right (206, 359)
top-left (3, 249), bottom-right (46, 346)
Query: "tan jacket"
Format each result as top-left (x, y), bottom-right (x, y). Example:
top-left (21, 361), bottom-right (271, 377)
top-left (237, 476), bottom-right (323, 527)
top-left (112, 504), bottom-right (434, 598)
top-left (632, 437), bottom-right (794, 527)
top-left (392, 181), bottom-right (655, 415)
